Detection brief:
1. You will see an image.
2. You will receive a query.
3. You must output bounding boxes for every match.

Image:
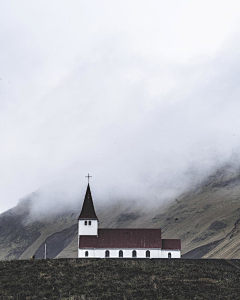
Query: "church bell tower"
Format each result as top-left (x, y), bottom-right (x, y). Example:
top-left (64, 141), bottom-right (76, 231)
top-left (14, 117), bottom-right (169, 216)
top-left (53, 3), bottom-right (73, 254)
top-left (78, 178), bottom-right (98, 238)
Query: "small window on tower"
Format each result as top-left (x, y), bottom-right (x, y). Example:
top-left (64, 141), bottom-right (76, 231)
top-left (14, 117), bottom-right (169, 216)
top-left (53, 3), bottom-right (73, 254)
top-left (84, 221), bottom-right (87, 225)
top-left (89, 221), bottom-right (91, 225)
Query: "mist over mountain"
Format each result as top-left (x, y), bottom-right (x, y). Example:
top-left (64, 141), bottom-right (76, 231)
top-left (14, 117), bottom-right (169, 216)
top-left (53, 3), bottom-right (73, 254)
top-left (16, 152), bottom-right (239, 220)
top-left (1, 161), bottom-right (240, 260)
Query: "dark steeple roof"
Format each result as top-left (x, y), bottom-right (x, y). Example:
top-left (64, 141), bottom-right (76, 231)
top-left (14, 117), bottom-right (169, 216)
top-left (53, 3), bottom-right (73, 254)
top-left (78, 184), bottom-right (98, 220)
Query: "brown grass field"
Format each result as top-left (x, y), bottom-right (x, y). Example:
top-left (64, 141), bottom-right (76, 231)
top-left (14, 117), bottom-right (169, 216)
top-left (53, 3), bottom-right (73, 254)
top-left (0, 258), bottom-right (240, 299)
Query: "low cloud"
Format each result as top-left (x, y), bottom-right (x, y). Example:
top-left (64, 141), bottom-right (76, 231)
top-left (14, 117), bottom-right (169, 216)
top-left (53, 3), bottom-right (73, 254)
top-left (25, 36), bottom-right (240, 216)
top-left (1, 1), bottom-right (240, 214)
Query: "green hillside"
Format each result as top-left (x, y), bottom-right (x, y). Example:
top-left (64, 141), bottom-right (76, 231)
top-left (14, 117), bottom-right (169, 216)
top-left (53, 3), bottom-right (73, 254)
top-left (0, 259), bottom-right (240, 299)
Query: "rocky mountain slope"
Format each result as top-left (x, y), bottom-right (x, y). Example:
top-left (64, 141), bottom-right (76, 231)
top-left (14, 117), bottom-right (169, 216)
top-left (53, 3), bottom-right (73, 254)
top-left (0, 164), bottom-right (240, 260)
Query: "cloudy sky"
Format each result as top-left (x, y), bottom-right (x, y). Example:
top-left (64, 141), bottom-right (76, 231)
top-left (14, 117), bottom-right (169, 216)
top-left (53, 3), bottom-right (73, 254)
top-left (1, 0), bottom-right (240, 213)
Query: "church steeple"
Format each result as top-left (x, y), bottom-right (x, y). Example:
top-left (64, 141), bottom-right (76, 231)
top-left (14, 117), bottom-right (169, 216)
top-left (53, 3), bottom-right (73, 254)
top-left (78, 184), bottom-right (98, 220)
top-left (78, 181), bottom-right (98, 243)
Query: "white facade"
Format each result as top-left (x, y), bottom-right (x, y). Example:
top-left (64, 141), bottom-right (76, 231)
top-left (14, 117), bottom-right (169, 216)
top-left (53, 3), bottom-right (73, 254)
top-left (78, 248), bottom-right (181, 259)
top-left (78, 220), bottom-right (98, 236)
top-left (161, 250), bottom-right (180, 259)
top-left (78, 218), bottom-right (181, 259)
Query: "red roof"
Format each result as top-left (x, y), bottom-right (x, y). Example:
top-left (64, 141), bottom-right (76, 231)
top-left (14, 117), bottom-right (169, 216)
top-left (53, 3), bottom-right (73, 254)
top-left (162, 239), bottom-right (181, 250)
top-left (79, 229), bottom-right (162, 249)
top-left (78, 184), bottom-right (98, 220)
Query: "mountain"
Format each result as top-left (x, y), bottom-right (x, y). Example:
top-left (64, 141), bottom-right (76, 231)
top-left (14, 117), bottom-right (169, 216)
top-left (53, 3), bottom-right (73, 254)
top-left (158, 164), bottom-right (240, 259)
top-left (0, 164), bottom-right (240, 260)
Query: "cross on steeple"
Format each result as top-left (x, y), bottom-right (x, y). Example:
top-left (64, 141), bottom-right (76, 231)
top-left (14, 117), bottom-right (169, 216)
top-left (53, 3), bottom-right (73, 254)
top-left (85, 173), bottom-right (92, 184)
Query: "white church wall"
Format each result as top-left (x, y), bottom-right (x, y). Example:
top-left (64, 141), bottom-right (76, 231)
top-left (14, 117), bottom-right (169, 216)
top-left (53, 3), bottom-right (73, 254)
top-left (148, 250), bottom-right (160, 258)
top-left (78, 220), bottom-right (98, 236)
top-left (78, 248), bottom-right (176, 258)
top-left (161, 250), bottom-right (181, 258)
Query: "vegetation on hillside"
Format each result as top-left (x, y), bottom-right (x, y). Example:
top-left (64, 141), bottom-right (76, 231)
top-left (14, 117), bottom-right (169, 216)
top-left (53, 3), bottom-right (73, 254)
top-left (0, 258), bottom-right (240, 299)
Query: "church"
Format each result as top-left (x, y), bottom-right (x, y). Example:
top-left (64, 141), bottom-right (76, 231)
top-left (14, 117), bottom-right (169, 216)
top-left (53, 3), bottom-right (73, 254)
top-left (78, 182), bottom-right (181, 259)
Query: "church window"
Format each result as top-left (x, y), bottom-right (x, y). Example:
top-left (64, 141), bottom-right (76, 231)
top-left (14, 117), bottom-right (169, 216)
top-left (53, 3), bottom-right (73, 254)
top-left (132, 250), bottom-right (137, 258)
top-left (89, 221), bottom-right (91, 225)
top-left (168, 252), bottom-right (171, 259)
top-left (146, 250), bottom-right (150, 258)
top-left (105, 250), bottom-right (110, 258)
top-left (119, 250), bottom-right (123, 257)
top-left (85, 251), bottom-right (88, 257)
top-left (84, 221), bottom-right (87, 225)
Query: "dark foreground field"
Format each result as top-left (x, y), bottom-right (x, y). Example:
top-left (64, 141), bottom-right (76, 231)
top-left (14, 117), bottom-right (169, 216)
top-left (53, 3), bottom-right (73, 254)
top-left (0, 259), bottom-right (240, 300)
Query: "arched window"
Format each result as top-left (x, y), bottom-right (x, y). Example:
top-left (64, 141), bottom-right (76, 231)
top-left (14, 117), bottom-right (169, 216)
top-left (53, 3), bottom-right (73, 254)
top-left (168, 252), bottom-right (171, 259)
top-left (132, 250), bottom-right (137, 258)
top-left (105, 250), bottom-right (110, 258)
top-left (84, 221), bottom-right (87, 225)
top-left (146, 250), bottom-right (150, 258)
top-left (119, 250), bottom-right (123, 258)
top-left (85, 251), bottom-right (88, 257)
top-left (88, 221), bottom-right (91, 225)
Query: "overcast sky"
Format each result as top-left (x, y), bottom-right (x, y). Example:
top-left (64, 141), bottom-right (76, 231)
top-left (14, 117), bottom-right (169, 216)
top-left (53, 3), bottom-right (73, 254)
top-left (1, 0), bottom-right (240, 214)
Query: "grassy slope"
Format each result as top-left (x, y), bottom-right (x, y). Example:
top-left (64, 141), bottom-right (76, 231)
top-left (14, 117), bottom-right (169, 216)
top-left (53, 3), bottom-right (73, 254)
top-left (19, 211), bottom-right (79, 260)
top-left (0, 259), bottom-right (240, 300)
top-left (155, 167), bottom-right (240, 258)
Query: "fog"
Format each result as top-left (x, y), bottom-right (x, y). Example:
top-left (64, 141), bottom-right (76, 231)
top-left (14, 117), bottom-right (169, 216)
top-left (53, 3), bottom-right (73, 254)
top-left (1, 0), bottom-right (240, 214)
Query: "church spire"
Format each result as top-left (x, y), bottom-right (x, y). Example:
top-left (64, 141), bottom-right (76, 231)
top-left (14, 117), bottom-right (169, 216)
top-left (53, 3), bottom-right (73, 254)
top-left (78, 183), bottom-right (98, 220)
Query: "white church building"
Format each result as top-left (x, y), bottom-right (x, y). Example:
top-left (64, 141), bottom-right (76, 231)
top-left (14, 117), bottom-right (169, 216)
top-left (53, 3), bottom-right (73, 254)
top-left (78, 183), bottom-right (181, 259)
